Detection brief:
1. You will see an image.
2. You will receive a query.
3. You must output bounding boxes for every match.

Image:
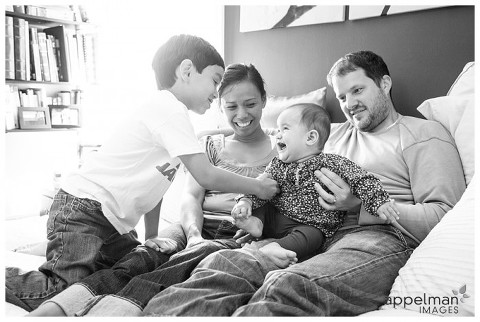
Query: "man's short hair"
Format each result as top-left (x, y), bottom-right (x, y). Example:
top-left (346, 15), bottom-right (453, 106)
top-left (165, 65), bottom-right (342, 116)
top-left (327, 50), bottom-right (390, 89)
top-left (152, 34), bottom-right (225, 89)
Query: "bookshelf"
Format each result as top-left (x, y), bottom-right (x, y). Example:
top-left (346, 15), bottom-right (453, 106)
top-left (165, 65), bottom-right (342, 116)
top-left (5, 4), bottom-right (96, 131)
top-left (4, 5), bottom-right (96, 218)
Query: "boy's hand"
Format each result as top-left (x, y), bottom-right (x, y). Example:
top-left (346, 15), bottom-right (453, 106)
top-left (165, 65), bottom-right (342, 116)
top-left (145, 237), bottom-right (177, 254)
top-left (255, 173), bottom-right (279, 200)
top-left (377, 199), bottom-right (400, 224)
top-left (231, 199), bottom-right (252, 220)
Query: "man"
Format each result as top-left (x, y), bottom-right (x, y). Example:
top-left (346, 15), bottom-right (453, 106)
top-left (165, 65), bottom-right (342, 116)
top-left (143, 51), bottom-right (467, 316)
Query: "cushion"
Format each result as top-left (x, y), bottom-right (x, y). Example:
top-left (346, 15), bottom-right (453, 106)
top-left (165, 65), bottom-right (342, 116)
top-left (382, 175), bottom-right (475, 316)
top-left (261, 87), bottom-right (326, 128)
top-left (417, 62), bottom-right (474, 185)
top-left (447, 62), bottom-right (474, 96)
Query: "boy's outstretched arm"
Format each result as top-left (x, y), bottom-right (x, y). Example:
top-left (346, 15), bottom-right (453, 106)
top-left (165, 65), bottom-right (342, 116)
top-left (144, 200), bottom-right (177, 253)
top-left (144, 200), bottom-right (162, 241)
top-left (179, 153), bottom-right (279, 200)
top-left (180, 172), bottom-right (207, 248)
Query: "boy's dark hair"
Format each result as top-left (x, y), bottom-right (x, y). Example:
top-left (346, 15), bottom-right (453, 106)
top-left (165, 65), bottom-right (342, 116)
top-left (327, 50), bottom-right (391, 94)
top-left (218, 63), bottom-right (266, 102)
top-left (152, 34), bottom-right (225, 89)
top-left (288, 103), bottom-right (331, 150)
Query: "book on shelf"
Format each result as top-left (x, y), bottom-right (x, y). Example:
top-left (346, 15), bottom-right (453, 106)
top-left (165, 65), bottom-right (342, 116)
top-left (4, 85), bottom-right (20, 130)
top-left (13, 17), bottom-right (26, 80)
top-left (24, 20), bottom-right (30, 81)
top-left (42, 5), bottom-right (75, 21)
top-left (5, 16), bottom-right (15, 79)
top-left (45, 35), bottom-right (59, 82)
top-left (44, 26), bottom-right (71, 82)
top-left (29, 27), bottom-right (42, 81)
top-left (37, 32), bottom-right (51, 82)
top-left (13, 5), bottom-right (25, 14)
top-left (68, 29), bottom-right (82, 83)
top-left (82, 33), bottom-right (97, 83)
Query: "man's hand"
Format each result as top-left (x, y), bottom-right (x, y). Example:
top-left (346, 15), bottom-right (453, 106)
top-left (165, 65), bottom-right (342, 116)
top-left (231, 199), bottom-right (252, 220)
top-left (255, 173), bottom-right (279, 200)
top-left (314, 168), bottom-right (361, 212)
top-left (145, 237), bottom-right (177, 254)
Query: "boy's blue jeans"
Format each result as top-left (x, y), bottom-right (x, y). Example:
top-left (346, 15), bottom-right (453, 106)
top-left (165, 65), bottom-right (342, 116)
top-left (143, 225), bottom-right (418, 316)
top-left (5, 190), bottom-right (140, 311)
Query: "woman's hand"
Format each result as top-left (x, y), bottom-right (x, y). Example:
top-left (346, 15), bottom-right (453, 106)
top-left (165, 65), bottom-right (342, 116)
top-left (145, 237), bottom-right (177, 254)
top-left (233, 229), bottom-right (254, 246)
top-left (314, 168), bottom-right (361, 212)
top-left (186, 235), bottom-right (205, 249)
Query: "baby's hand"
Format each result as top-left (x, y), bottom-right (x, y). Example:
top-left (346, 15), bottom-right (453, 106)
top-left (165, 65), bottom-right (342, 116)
top-left (377, 199), bottom-right (400, 224)
top-left (145, 237), bottom-right (177, 254)
top-left (232, 199), bottom-right (252, 220)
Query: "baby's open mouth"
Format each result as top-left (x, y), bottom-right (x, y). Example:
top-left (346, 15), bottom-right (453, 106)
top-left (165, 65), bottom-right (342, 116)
top-left (277, 142), bottom-right (287, 151)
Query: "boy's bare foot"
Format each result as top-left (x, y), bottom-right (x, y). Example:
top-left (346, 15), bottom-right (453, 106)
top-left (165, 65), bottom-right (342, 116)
top-left (234, 216), bottom-right (263, 238)
top-left (27, 302), bottom-right (66, 316)
top-left (259, 242), bottom-right (297, 268)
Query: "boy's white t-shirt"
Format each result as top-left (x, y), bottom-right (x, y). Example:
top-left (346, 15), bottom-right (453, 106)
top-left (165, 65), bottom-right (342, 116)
top-left (62, 90), bottom-right (203, 234)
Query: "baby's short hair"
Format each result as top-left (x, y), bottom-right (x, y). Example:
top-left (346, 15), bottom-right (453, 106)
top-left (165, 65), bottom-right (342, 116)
top-left (288, 103), bottom-right (331, 149)
top-left (152, 34), bottom-right (225, 89)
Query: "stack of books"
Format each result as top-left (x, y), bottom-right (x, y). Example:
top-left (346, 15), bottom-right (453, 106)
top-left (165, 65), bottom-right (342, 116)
top-left (5, 6), bottom-right (96, 83)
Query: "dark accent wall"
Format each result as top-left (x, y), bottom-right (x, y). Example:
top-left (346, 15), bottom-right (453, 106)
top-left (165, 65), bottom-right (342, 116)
top-left (224, 6), bottom-right (474, 122)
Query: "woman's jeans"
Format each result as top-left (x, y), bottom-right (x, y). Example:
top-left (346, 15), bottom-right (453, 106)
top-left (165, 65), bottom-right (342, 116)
top-left (5, 190), bottom-right (140, 312)
top-left (40, 216), bottom-right (240, 315)
top-left (143, 225), bottom-right (419, 316)
top-left (75, 219), bottom-right (239, 307)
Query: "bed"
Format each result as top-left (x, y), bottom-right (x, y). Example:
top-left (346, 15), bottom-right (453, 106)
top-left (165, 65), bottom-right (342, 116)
top-left (4, 62), bottom-right (475, 316)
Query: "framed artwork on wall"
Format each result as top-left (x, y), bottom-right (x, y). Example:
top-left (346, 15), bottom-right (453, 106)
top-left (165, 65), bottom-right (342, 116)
top-left (348, 5), bottom-right (447, 20)
top-left (240, 5), bottom-right (345, 33)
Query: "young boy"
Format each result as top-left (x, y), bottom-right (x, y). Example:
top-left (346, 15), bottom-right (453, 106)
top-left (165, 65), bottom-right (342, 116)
top-left (232, 103), bottom-right (399, 267)
top-left (6, 34), bottom-right (278, 312)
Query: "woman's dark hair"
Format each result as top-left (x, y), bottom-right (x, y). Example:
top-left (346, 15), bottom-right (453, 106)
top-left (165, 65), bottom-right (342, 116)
top-left (218, 63), bottom-right (266, 101)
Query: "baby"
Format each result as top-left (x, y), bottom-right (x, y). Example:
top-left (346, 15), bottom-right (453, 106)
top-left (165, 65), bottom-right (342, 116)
top-left (232, 103), bottom-right (399, 267)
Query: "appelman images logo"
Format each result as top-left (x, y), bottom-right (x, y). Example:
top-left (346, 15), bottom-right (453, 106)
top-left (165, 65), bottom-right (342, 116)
top-left (387, 284), bottom-right (470, 314)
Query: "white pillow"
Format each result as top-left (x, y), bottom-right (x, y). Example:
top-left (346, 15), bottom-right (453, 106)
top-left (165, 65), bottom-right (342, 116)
top-left (417, 63), bottom-right (474, 185)
top-left (417, 96), bottom-right (474, 185)
top-left (383, 175), bottom-right (475, 316)
top-left (447, 62), bottom-right (474, 96)
top-left (261, 87), bottom-right (326, 129)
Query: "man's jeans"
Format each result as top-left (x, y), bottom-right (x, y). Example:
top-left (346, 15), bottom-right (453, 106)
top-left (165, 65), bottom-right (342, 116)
top-left (5, 190), bottom-right (140, 312)
top-left (41, 218), bottom-right (240, 316)
top-left (143, 225), bottom-right (418, 316)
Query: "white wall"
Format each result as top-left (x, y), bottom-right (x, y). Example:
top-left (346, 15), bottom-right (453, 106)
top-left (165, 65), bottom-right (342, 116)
top-left (81, 1), bottom-right (226, 144)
